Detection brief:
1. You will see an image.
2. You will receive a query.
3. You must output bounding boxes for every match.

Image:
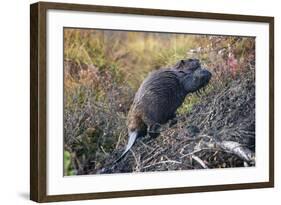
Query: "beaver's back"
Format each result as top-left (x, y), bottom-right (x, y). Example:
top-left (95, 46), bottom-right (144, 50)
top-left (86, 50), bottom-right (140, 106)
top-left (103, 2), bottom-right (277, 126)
top-left (129, 70), bottom-right (186, 127)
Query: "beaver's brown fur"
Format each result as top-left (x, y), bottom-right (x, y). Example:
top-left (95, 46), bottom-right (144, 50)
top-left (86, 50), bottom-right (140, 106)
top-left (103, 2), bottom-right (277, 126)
top-left (114, 58), bottom-right (212, 163)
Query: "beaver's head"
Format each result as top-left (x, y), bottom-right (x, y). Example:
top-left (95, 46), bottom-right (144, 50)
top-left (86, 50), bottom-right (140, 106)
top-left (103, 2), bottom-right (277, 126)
top-left (175, 58), bottom-right (212, 94)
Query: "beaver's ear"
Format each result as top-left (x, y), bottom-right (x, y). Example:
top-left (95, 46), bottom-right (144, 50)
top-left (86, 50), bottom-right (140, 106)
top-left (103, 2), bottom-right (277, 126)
top-left (174, 60), bottom-right (185, 69)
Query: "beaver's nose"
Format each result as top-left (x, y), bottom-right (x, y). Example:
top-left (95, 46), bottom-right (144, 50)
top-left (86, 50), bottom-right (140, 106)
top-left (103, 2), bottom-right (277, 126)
top-left (203, 69), bottom-right (212, 80)
top-left (198, 69), bottom-right (212, 82)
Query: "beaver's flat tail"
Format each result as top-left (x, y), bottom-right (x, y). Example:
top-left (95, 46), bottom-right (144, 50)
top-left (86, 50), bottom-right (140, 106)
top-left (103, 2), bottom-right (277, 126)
top-left (114, 131), bottom-right (138, 164)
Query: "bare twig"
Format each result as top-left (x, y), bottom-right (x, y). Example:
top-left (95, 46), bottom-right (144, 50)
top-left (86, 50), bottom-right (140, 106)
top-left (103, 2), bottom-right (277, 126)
top-left (180, 148), bottom-right (219, 159)
top-left (192, 155), bottom-right (209, 169)
top-left (142, 160), bottom-right (181, 169)
top-left (218, 141), bottom-right (255, 162)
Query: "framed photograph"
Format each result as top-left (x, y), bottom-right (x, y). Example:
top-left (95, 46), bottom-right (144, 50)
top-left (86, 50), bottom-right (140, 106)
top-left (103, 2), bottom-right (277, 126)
top-left (30, 1), bottom-right (274, 202)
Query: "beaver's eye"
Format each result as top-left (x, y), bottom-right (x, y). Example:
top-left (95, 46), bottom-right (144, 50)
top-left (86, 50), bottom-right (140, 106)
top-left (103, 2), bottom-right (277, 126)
top-left (189, 66), bottom-right (198, 72)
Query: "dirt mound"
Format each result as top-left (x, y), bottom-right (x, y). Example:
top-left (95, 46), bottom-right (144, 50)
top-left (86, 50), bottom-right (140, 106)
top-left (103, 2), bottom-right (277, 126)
top-left (100, 70), bottom-right (255, 174)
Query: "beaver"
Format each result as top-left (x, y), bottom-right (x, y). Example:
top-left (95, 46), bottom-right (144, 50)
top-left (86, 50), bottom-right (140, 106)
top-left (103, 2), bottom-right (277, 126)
top-left (114, 58), bottom-right (212, 163)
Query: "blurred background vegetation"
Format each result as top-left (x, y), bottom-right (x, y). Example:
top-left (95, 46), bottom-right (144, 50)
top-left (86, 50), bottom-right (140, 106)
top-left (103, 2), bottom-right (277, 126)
top-left (63, 28), bottom-right (255, 175)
